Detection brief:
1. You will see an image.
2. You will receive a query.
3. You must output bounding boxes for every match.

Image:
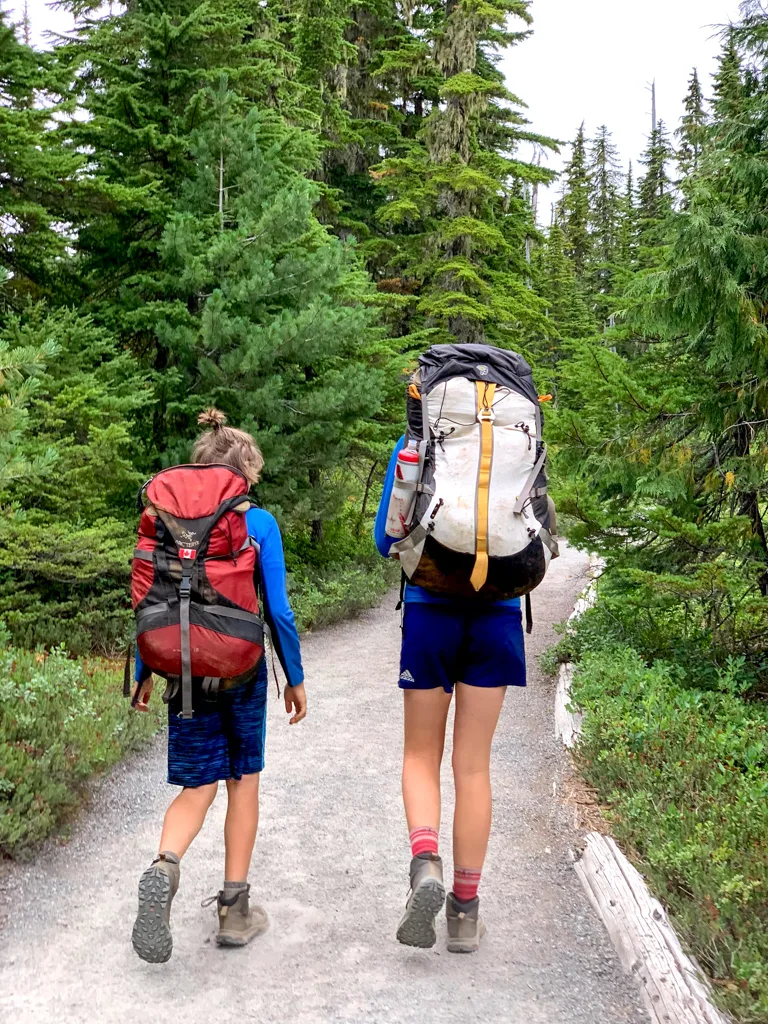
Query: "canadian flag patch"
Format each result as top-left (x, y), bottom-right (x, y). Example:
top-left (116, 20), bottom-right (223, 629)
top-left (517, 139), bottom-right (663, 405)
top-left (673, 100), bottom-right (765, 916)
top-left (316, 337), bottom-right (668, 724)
top-left (179, 548), bottom-right (197, 560)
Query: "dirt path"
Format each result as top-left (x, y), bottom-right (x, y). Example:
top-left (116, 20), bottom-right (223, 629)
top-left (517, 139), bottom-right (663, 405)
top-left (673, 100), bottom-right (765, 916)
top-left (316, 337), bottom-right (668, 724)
top-left (0, 543), bottom-right (646, 1024)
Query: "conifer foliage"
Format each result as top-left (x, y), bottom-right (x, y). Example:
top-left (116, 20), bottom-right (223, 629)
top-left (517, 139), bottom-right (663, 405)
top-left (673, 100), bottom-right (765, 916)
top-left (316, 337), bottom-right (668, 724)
top-left (0, 10), bottom-right (73, 303)
top-left (677, 68), bottom-right (707, 180)
top-left (145, 79), bottom-right (383, 527)
top-left (357, 0), bottom-right (558, 349)
top-left (552, 7), bottom-right (768, 712)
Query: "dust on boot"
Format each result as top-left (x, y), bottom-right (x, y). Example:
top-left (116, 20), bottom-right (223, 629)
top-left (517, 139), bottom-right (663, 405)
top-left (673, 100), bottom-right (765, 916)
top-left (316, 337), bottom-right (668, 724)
top-left (206, 885), bottom-right (269, 947)
top-left (446, 891), bottom-right (486, 953)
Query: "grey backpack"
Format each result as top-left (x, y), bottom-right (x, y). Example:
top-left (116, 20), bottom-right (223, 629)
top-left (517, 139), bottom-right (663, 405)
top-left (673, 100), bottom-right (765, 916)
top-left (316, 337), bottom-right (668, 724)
top-left (390, 344), bottom-right (558, 604)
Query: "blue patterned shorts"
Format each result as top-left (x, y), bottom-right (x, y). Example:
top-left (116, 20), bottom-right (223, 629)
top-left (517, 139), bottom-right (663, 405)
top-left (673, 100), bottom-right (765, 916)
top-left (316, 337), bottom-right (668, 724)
top-left (166, 662), bottom-right (268, 788)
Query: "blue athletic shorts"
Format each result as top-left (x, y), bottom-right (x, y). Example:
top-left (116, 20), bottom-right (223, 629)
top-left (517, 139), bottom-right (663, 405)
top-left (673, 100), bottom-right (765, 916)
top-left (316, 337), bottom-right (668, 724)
top-left (399, 603), bottom-right (526, 693)
top-left (166, 661), bottom-right (268, 788)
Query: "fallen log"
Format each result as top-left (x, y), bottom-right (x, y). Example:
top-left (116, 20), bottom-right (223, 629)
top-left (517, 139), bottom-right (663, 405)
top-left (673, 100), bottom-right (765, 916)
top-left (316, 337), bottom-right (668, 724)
top-left (574, 833), bottom-right (729, 1024)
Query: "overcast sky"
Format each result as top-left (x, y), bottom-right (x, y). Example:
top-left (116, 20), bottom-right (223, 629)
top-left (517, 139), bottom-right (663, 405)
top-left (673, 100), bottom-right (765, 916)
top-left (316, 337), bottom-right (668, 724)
top-left (503, 0), bottom-right (743, 219)
top-left (11, 0), bottom-right (744, 219)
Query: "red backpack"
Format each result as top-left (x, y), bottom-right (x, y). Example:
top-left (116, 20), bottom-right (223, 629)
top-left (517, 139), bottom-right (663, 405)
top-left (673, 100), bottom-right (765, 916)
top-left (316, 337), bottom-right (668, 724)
top-left (127, 464), bottom-right (264, 719)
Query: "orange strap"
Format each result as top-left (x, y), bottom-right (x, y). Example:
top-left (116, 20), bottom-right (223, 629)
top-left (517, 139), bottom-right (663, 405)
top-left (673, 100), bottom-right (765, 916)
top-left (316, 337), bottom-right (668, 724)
top-left (470, 380), bottom-right (496, 592)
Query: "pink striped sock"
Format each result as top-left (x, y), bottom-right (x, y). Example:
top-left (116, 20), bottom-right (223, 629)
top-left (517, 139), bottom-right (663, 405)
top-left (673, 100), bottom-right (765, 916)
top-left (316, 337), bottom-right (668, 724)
top-left (409, 826), bottom-right (438, 858)
top-left (453, 866), bottom-right (482, 903)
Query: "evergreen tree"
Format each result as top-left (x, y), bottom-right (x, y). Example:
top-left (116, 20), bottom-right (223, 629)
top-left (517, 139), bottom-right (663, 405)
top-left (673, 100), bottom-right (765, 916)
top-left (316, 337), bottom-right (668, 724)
top-left (636, 120), bottom-right (674, 268)
top-left (357, 0), bottom-right (558, 349)
top-left (0, 330), bottom-right (57, 483)
top-left (138, 79), bottom-right (384, 536)
top-left (559, 123), bottom-right (592, 282)
top-left (0, 310), bottom-right (151, 652)
top-left (552, 13), bottom-right (768, 697)
top-left (615, 161), bottom-right (639, 288)
top-left (536, 223), bottom-right (595, 351)
top-left (588, 125), bottom-right (622, 317)
top-left (0, 12), bottom-right (74, 305)
top-left (677, 68), bottom-right (707, 180)
top-left (55, 0), bottom-right (308, 345)
top-left (712, 30), bottom-right (745, 121)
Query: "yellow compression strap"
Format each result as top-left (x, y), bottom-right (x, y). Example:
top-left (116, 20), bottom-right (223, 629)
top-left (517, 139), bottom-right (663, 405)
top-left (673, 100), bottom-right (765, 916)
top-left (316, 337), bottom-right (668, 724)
top-left (470, 380), bottom-right (496, 592)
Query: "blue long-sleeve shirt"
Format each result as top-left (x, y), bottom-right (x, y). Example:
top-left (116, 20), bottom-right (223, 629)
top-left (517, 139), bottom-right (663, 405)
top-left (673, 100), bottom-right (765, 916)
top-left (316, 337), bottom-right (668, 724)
top-left (246, 507), bottom-right (304, 688)
top-left (374, 437), bottom-right (520, 608)
top-left (135, 506), bottom-right (304, 688)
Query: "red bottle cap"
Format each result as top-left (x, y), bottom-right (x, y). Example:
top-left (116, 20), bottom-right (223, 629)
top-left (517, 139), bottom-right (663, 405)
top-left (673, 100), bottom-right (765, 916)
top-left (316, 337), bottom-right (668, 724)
top-left (398, 448), bottom-right (420, 463)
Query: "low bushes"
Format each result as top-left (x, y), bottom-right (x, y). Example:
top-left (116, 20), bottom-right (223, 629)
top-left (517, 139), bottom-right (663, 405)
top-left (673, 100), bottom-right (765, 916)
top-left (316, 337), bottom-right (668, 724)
top-left (557, 604), bottom-right (768, 1023)
top-left (0, 628), bottom-right (160, 859)
top-left (291, 558), bottom-right (398, 632)
top-left (0, 536), bottom-right (395, 859)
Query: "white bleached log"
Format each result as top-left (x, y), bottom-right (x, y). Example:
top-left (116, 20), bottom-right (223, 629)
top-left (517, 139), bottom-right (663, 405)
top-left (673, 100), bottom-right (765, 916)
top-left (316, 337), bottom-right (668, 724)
top-left (555, 663), bottom-right (582, 748)
top-left (555, 555), bottom-right (604, 748)
top-left (574, 833), bottom-right (729, 1024)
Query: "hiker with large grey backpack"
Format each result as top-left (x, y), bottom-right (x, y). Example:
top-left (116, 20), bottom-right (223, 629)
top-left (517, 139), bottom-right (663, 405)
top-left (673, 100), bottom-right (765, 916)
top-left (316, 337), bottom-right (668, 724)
top-left (375, 344), bottom-right (558, 953)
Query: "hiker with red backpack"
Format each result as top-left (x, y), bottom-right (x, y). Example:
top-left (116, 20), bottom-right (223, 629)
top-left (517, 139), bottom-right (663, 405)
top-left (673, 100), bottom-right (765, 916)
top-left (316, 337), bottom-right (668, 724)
top-left (375, 344), bottom-right (558, 953)
top-left (128, 409), bottom-right (306, 963)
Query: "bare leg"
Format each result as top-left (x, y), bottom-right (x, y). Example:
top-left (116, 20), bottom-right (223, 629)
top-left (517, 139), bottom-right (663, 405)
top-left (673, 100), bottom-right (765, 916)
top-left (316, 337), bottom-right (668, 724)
top-left (158, 782), bottom-right (218, 859)
top-left (402, 688), bottom-right (453, 834)
top-left (452, 683), bottom-right (507, 869)
top-left (224, 773), bottom-right (261, 881)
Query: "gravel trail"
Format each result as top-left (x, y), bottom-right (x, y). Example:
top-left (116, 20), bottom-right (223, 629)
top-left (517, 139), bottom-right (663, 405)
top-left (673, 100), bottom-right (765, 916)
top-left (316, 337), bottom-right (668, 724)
top-left (0, 542), bottom-right (646, 1024)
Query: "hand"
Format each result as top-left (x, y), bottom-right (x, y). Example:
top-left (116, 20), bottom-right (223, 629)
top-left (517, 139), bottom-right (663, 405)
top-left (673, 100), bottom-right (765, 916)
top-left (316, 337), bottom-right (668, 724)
top-left (284, 683), bottom-right (307, 725)
top-left (132, 676), bottom-right (154, 712)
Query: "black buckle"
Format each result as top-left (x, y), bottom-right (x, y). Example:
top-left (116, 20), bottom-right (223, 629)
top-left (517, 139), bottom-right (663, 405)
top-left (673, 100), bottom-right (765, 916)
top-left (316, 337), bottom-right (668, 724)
top-left (179, 577), bottom-right (192, 598)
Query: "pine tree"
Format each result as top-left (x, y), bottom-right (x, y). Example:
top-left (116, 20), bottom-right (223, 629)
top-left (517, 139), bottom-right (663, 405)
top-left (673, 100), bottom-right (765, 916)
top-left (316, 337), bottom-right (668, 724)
top-left (352, 0), bottom-right (558, 350)
top-left (559, 123), bottom-right (592, 282)
top-left (712, 30), bottom-right (745, 121)
top-left (138, 79), bottom-right (384, 536)
top-left (537, 223), bottom-right (595, 350)
top-left (0, 11), bottom-right (75, 305)
top-left (677, 68), bottom-right (707, 180)
top-left (0, 310), bottom-right (151, 652)
top-left (53, 0), bottom-right (331, 459)
top-left (588, 125), bottom-right (622, 318)
top-left (552, 14), bottom-right (768, 688)
top-left (636, 121), bottom-right (674, 268)
top-left (55, 0), bottom-right (308, 329)
top-left (0, 331), bottom-right (58, 483)
top-left (615, 161), bottom-right (639, 287)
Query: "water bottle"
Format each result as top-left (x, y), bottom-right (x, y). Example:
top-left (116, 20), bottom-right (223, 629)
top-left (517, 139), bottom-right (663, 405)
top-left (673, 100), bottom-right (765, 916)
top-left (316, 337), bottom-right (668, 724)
top-left (385, 441), bottom-right (421, 539)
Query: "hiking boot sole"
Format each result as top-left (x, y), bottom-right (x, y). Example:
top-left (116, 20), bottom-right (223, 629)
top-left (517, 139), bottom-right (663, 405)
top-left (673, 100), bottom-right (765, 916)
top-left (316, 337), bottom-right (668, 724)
top-left (132, 866), bottom-right (173, 963)
top-left (447, 920), bottom-right (487, 954)
top-left (396, 877), bottom-right (445, 949)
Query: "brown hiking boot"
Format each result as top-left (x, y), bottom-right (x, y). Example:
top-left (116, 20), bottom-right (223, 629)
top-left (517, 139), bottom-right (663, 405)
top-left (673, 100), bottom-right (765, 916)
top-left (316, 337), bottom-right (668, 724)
top-left (209, 886), bottom-right (269, 947)
top-left (446, 892), bottom-right (486, 953)
top-left (132, 853), bottom-right (180, 963)
top-left (396, 853), bottom-right (446, 948)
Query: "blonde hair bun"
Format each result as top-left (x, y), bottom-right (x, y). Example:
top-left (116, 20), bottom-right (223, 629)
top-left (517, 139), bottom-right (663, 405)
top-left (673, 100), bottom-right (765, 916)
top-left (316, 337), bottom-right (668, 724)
top-left (198, 407), bottom-right (227, 430)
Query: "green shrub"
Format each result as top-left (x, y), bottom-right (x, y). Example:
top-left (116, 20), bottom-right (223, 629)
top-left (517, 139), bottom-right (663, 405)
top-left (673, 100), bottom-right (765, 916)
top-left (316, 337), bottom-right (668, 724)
top-left (0, 626), bottom-right (161, 858)
top-left (571, 640), bottom-right (768, 1022)
top-left (284, 502), bottom-right (399, 631)
top-left (290, 557), bottom-right (398, 632)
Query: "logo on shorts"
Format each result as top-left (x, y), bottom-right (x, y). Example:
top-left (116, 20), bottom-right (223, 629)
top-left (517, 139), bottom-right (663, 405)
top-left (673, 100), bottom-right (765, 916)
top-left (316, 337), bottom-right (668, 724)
top-left (399, 669), bottom-right (415, 683)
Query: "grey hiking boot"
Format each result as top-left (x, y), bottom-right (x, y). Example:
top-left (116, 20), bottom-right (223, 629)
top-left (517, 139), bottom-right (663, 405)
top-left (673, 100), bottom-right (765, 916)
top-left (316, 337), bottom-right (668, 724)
top-left (446, 892), bottom-right (486, 954)
top-left (132, 853), bottom-right (180, 963)
top-left (396, 853), bottom-right (446, 948)
top-left (208, 885), bottom-right (269, 947)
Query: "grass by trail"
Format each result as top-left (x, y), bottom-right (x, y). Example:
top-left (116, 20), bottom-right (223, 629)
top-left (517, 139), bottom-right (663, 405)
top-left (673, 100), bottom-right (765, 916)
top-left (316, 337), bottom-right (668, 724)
top-left (0, 637), bottom-right (162, 859)
top-left (548, 611), bottom-right (768, 1024)
top-left (0, 556), bottom-right (397, 860)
